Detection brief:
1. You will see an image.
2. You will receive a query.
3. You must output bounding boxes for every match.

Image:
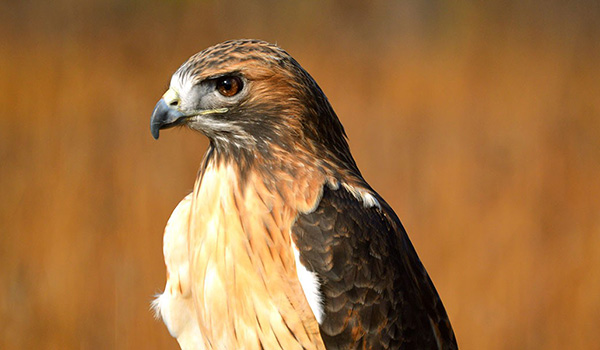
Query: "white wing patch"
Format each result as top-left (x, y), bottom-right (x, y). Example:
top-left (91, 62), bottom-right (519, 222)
top-left (292, 241), bottom-right (324, 324)
top-left (341, 183), bottom-right (381, 209)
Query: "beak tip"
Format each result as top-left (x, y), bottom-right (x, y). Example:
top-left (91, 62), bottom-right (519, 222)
top-left (151, 125), bottom-right (160, 140)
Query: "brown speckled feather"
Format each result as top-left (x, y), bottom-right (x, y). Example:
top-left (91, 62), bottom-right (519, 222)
top-left (151, 39), bottom-right (457, 350)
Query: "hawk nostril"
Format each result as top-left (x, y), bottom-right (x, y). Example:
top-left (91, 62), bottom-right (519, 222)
top-left (169, 100), bottom-right (179, 107)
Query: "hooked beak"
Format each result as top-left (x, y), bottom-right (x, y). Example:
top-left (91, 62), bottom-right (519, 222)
top-left (150, 88), bottom-right (186, 140)
top-left (150, 87), bottom-right (229, 139)
top-left (150, 98), bottom-right (186, 140)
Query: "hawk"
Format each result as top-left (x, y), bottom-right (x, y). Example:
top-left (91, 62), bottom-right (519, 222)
top-left (150, 39), bottom-right (457, 350)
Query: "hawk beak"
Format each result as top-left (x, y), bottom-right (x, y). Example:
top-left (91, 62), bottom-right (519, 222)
top-left (150, 88), bottom-right (230, 139)
top-left (150, 99), bottom-right (187, 139)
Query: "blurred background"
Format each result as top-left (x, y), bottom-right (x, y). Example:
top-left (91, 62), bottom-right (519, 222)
top-left (1, 1), bottom-right (599, 349)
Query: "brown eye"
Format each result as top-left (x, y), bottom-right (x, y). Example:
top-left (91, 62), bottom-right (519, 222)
top-left (216, 76), bottom-right (243, 97)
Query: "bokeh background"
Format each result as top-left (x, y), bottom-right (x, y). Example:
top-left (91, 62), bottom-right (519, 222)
top-left (1, 1), bottom-right (599, 349)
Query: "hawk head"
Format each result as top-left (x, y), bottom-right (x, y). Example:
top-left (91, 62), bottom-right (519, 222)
top-left (151, 39), bottom-right (358, 172)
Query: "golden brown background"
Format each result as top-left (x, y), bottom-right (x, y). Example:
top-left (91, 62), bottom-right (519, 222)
top-left (1, 1), bottom-right (599, 349)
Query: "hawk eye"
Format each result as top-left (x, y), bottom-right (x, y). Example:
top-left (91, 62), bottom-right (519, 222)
top-left (216, 76), bottom-right (243, 97)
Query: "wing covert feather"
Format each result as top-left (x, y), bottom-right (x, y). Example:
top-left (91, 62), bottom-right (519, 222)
top-left (292, 185), bottom-right (458, 349)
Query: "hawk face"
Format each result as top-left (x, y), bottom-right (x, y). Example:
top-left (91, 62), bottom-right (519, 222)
top-left (151, 39), bottom-right (353, 171)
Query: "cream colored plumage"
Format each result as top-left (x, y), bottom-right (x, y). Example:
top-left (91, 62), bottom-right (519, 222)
top-left (152, 194), bottom-right (204, 349)
top-left (154, 161), bottom-right (325, 349)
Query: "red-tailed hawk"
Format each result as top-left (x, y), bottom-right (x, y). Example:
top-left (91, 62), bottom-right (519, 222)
top-left (150, 39), bottom-right (457, 350)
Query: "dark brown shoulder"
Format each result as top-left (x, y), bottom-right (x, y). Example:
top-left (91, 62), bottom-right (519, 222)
top-left (292, 184), bottom-right (458, 349)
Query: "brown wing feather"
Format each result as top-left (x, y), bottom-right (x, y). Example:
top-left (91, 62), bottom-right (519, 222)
top-left (292, 184), bottom-right (458, 350)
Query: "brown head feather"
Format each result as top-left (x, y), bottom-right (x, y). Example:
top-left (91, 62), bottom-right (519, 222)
top-left (173, 39), bottom-right (361, 184)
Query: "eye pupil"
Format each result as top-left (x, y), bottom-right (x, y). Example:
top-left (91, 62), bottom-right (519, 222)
top-left (217, 76), bottom-right (242, 97)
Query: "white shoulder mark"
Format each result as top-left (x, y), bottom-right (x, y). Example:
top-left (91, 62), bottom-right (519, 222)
top-left (292, 241), bottom-right (325, 324)
top-left (341, 183), bottom-right (381, 209)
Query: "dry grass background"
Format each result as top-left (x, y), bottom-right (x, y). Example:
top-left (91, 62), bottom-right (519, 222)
top-left (1, 1), bottom-right (599, 349)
